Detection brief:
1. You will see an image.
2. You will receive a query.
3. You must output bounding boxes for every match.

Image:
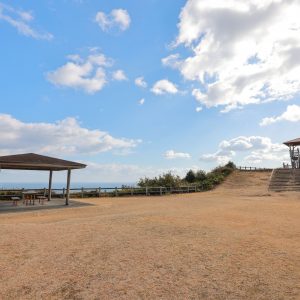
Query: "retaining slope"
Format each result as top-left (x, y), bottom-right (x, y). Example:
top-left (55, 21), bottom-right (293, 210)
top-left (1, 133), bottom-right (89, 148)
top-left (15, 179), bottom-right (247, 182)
top-left (216, 170), bottom-right (272, 196)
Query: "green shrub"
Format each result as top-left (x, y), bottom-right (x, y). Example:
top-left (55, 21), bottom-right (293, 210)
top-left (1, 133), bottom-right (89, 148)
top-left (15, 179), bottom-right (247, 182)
top-left (138, 172), bottom-right (182, 188)
top-left (138, 161), bottom-right (236, 192)
top-left (195, 170), bottom-right (207, 181)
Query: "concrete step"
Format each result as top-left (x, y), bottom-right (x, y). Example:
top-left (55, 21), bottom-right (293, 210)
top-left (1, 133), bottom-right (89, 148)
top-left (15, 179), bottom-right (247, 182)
top-left (269, 168), bottom-right (300, 192)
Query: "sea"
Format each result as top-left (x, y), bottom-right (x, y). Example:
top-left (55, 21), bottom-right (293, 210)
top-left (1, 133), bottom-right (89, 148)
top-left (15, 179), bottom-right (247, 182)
top-left (0, 182), bottom-right (137, 190)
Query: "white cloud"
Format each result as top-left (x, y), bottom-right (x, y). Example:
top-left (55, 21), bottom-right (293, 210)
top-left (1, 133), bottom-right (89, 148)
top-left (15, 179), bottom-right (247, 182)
top-left (47, 52), bottom-right (117, 93)
top-left (138, 98), bottom-right (145, 105)
top-left (169, 0), bottom-right (300, 111)
top-left (0, 114), bottom-right (140, 156)
top-left (95, 12), bottom-right (109, 31)
top-left (135, 76), bottom-right (147, 88)
top-left (260, 104), bottom-right (300, 126)
top-left (200, 136), bottom-right (289, 165)
top-left (0, 2), bottom-right (53, 40)
top-left (200, 150), bottom-right (235, 165)
top-left (151, 79), bottom-right (178, 95)
top-left (95, 9), bottom-right (131, 32)
top-left (195, 107), bottom-right (202, 112)
top-left (164, 150), bottom-right (191, 159)
top-left (162, 54), bottom-right (182, 69)
top-left (112, 69), bottom-right (127, 81)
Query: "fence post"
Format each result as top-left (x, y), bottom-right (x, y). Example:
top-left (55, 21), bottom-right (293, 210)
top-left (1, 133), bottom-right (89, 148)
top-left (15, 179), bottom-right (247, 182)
top-left (81, 187), bottom-right (84, 198)
top-left (145, 187), bottom-right (148, 196)
top-left (115, 187), bottom-right (118, 197)
top-left (98, 187), bottom-right (101, 197)
top-left (160, 187), bottom-right (162, 196)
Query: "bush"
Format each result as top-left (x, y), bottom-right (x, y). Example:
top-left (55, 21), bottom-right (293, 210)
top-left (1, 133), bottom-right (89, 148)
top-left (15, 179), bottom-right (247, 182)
top-left (137, 161), bottom-right (236, 191)
top-left (195, 170), bottom-right (207, 181)
top-left (202, 179), bottom-right (214, 190)
top-left (138, 172), bottom-right (182, 188)
top-left (210, 161), bottom-right (236, 177)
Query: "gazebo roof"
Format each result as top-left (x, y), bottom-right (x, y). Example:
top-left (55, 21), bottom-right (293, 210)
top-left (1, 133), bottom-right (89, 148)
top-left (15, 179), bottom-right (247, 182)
top-left (283, 138), bottom-right (300, 147)
top-left (0, 153), bottom-right (86, 171)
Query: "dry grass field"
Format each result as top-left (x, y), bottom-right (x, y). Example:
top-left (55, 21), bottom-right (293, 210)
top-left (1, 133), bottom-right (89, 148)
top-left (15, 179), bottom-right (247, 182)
top-left (0, 171), bottom-right (299, 299)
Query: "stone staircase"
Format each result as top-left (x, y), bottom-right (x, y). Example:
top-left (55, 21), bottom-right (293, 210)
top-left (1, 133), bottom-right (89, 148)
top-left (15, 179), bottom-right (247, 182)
top-left (269, 168), bottom-right (300, 192)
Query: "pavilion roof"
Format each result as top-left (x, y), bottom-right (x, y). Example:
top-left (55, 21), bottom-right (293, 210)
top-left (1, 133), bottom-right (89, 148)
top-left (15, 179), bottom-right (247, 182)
top-left (0, 153), bottom-right (86, 171)
top-left (283, 138), bottom-right (300, 147)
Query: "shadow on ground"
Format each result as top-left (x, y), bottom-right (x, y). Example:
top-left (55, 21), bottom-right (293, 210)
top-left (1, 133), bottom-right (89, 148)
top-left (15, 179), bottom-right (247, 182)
top-left (0, 199), bottom-right (93, 214)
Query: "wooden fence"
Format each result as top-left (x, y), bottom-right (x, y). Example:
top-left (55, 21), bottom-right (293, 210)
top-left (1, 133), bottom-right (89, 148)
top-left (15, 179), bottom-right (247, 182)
top-left (0, 185), bottom-right (202, 200)
top-left (238, 166), bottom-right (273, 172)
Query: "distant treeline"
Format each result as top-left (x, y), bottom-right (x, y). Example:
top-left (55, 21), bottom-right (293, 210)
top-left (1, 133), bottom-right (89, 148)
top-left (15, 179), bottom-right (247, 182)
top-left (137, 162), bottom-right (236, 191)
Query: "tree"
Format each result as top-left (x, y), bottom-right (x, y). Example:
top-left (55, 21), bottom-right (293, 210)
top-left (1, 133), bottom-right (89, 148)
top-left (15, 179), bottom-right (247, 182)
top-left (185, 170), bottom-right (196, 183)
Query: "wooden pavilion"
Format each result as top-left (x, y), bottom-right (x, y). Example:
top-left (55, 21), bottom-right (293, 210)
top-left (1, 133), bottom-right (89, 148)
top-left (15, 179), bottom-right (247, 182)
top-left (0, 153), bottom-right (86, 205)
top-left (283, 138), bottom-right (300, 169)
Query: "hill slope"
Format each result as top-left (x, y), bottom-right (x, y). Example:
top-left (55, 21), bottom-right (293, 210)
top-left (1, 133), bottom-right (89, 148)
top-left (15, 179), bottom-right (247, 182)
top-left (215, 170), bottom-right (272, 196)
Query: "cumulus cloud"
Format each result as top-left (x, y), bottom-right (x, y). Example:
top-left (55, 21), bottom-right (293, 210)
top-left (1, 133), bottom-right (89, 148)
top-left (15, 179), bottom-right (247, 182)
top-left (169, 0), bottom-right (300, 111)
top-left (200, 150), bottom-right (236, 165)
top-left (151, 79), bottom-right (178, 95)
top-left (0, 2), bottom-right (53, 40)
top-left (135, 76), bottom-right (147, 88)
top-left (0, 114), bottom-right (140, 156)
top-left (112, 69), bottom-right (127, 81)
top-left (47, 52), bottom-right (117, 93)
top-left (195, 107), bottom-right (202, 112)
top-left (95, 9), bottom-right (131, 32)
top-left (164, 150), bottom-right (191, 159)
top-left (200, 136), bottom-right (288, 165)
top-left (260, 104), bottom-right (300, 126)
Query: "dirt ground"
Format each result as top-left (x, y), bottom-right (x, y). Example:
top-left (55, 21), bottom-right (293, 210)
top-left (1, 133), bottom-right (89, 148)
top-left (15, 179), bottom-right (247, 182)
top-left (0, 171), bottom-right (299, 299)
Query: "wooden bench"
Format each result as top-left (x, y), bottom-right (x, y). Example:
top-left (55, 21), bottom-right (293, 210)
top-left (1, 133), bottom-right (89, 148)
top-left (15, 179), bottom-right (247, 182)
top-left (11, 196), bottom-right (21, 206)
top-left (36, 196), bottom-right (47, 205)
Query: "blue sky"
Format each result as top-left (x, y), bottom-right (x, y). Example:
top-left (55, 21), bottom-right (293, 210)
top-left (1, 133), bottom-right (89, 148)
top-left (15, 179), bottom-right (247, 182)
top-left (0, 0), bottom-right (299, 183)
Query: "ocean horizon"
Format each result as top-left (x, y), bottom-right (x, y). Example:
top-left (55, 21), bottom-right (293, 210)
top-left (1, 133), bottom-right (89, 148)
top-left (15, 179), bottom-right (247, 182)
top-left (0, 182), bottom-right (137, 190)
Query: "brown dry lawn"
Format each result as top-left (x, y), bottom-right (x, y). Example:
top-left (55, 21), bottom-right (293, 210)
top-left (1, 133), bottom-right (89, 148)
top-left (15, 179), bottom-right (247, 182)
top-left (0, 171), bottom-right (299, 299)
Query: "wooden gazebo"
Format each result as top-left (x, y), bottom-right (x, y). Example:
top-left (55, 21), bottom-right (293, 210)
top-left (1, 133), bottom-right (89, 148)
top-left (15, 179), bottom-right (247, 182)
top-left (283, 138), bottom-right (300, 169)
top-left (0, 153), bottom-right (86, 205)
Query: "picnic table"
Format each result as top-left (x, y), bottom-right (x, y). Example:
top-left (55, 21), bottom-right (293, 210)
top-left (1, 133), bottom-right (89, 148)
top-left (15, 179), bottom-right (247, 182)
top-left (22, 191), bottom-right (39, 205)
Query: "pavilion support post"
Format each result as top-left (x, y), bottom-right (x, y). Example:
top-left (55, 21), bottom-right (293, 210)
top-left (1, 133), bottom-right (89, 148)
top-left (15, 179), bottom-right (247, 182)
top-left (66, 169), bottom-right (71, 206)
top-left (289, 146), bottom-right (293, 168)
top-left (48, 170), bottom-right (53, 201)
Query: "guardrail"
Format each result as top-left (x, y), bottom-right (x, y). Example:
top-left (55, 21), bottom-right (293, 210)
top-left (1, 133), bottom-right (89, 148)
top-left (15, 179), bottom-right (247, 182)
top-left (0, 185), bottom-right (204, 200)
top-left (238, 166), bottom-right (273, 172)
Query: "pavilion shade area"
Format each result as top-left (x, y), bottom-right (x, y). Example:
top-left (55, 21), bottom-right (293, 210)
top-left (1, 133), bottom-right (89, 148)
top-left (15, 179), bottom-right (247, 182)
top-left (0, 153), bottom-right (86, 171)
top-left (0, 153), bottom-right (86, 205)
